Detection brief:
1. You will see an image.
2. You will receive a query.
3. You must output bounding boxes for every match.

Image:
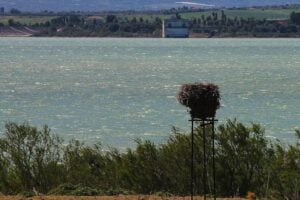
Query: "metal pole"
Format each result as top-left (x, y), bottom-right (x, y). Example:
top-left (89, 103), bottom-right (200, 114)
top-left (202, 119), bottom-right (206, 200)
top-left (191, 119), bottom-right (194, 200)
top-left (212, 119), bottom-right (216, 200)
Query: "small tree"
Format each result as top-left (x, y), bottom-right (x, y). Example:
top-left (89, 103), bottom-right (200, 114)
top-left (1, 122), bottom-right (63, 193)
top-left (216, 119), bottom-right (270, 196)
top-left (8, 19), bottom-right (15, 26)
top-left (290, 12), bottom-right (300, 25)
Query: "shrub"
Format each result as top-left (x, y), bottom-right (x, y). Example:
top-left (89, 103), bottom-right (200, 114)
top-left (216, 119), bottom-right (270, 196)
top-left (19, 190), bottom-right (35, 198)
top-left (0, 122), bottom-right (63, 193)
top-left (71, 185), bottom-right (101, 196)
top-left (49, 183), bottom-right (102, 196)
top-left (48, 183), bottom-right (76, 195)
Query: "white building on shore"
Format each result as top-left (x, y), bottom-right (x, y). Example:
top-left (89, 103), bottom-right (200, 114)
top-left (162, 17), bottom-right (190, 38)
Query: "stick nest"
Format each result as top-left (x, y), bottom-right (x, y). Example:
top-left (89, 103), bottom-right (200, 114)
top-left (177, 82), bottom-right (220, 118)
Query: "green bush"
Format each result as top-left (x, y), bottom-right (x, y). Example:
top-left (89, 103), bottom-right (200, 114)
top-left (0, 122), bottom-right (63, 194)
top-left (19, 190), bottom-right (35, 198)
top-left (49, 183), bottom-right (102, 196)
top-left (48, 183), bottom-right (76, 195)
top-left (71, 185), bottom-right (101, 196)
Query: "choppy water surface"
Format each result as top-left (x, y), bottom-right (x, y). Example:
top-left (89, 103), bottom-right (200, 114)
top-left (0, 38), bottom-right (299, 148)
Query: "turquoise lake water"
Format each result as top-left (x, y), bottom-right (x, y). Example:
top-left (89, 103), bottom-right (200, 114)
top-left (0, 38), bottom-right (300, 148)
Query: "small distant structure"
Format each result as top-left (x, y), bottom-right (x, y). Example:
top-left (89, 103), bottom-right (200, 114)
top-left (266, 18), bottom-right (289, 26)
top-left (0, 7), bottom-right (5, 15)
top-left (162, 17), bottom-right (190, 38)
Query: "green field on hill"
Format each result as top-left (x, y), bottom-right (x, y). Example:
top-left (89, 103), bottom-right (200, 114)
top-left (0, 16), bottom-right (56, 25)
top-left (181, 7), bottom-right (300, 19)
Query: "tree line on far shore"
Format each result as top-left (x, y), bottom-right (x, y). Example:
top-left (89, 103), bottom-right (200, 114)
top-left (0, 120), bottom-right (299, 199)
top-left (2, 11), bottom-right (300, 37)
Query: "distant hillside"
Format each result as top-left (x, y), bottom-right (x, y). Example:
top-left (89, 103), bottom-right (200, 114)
top-left (0, 0), bottom-right (300, 12)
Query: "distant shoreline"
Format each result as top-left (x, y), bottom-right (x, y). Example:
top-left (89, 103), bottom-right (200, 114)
top-left (1, 26), bottom-right (300, 38)
top-left (1, 24), bottom-right (300, 38)
top-left (2, 5), bottom-right (300, 38)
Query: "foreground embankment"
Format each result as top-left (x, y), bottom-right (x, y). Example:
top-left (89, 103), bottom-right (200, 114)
top-left (0, 196), bottom-right (246, 200)
top-left (0, 121), bottom-right (299, 199)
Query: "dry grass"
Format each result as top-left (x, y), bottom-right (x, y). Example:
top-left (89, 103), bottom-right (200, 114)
top-left (0, 195), bottom-right (246, 200)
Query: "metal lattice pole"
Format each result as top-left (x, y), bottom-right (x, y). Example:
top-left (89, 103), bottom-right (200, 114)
top-left (190, 119), bottom-right (194, 200)
top-left (202, 119), bottom-right (207, 200)
top-left (212, 119), bottom-right (216, 200)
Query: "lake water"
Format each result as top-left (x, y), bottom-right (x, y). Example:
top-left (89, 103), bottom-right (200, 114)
top-left (0, 38), bottom-right (300, 148)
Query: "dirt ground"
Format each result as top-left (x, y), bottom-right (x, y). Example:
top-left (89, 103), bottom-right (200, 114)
top-left (0, 195), bottom-right (246, 200)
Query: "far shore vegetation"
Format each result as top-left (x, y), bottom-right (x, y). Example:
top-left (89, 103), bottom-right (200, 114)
top-left (0, 120), bottom-right (299, 199)
top-left (1, 4), bottom-right (300, 37)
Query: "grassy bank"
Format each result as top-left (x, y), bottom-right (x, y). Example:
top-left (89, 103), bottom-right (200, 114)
top-left (0, 16), bottom-right (56, 26)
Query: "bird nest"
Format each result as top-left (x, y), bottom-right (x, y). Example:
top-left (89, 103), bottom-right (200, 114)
top-left (177, 82), bottom-right (220, 119)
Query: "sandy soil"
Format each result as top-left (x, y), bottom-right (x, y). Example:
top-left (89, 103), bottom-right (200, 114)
top-left (0, 195), bottom-right (246, 200)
